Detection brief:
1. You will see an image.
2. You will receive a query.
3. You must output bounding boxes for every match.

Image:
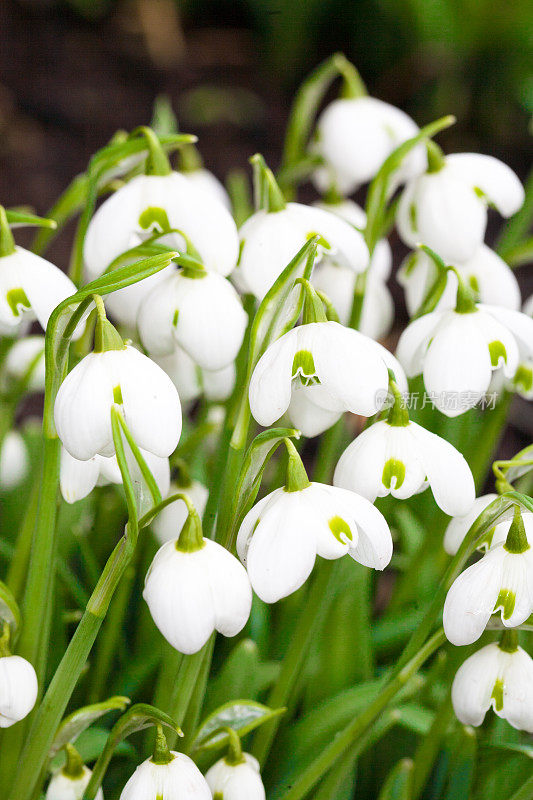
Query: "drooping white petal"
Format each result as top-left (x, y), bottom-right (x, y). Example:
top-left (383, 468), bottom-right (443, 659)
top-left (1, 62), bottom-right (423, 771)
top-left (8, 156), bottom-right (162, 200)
top-left (0, 655), bottom-right (38, 728)
top-left (185, 168), bottom-right (231, 210)
top-left (201, 539), bottom-right (252, 637)
top-left (443, 494), bottom-right (499, 555)
top-left (154, 346), bottom-right (201, 403)
top-left (15, 249), bottom-right (79, 333)
top-left (480, 304), bottom-right (533, 363)
top-left (334, 422), bottom-right (390, 502)
top-left (451, 643), bottom-right (501, 726)
top-left (473, 309), bottom-right (520, 378)
top-left (443, 548), bottom-right (504, 645)
top-left (120, 752), bottom-right (211, 800)
top-left (395, 311), bottom-right (441, 377)
top-left (298, 483), bottom-right (355, 560)
top-left (501, 646), bottom-right (533, 733)
top-left (446, 153), bottom-right (524, 217)
top-left (45, 766), bottom-right (103, 800)
top-left (60, 448), bottom-right (101, 504)
top-left (4, 335), bottom-right (46, 391)
top-left (498, 548), bottom-right (533, 628)
top-left (359, 275), bottom-right (394, 341)
top-left (287, 383), bottom-right (342, 437)
top-left (409, 421), bottom-right (475, 516)
top-left (105, 265), bottom-right (174, 330)
top-left (205, 754), bottom-right (266, 800)
top-left (248, 330), bottom-right (298, 427)
top-left (0, 430), bottom-right (28, 490)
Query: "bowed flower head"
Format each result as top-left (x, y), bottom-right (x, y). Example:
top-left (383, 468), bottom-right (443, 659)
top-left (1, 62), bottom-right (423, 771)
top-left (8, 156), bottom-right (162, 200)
top-left (452, 634), bottom-right (533, 733)
top-left (0, 208), bottom-right (79, 336)
top-left (205, 730), bottom-right (265, 800)
top-left (249, 301), bottom-right (398, 436)
top-left (54, 300), bottom-right (181, 461)
top-left (237, 440), bottom-right (392, 603)
top-left (45, 746), bottom-right (103, 800)
top-left (398, 245), bottom-right (521, 318)
top-left (0, 654), bottom-right (38, 728)
top-left (138, 267), bottom-right (247, 370)
top-left (443, 499), bottom-right (533, 556)
top-left (444, 508), bottom-right (533, 646)
top-left (144, 498), bottom-right (252, 654)
top-left (120, 741), bottom-right (210, 800)
top-left (313, 96), bottom-right (425, 195)
top-left (151, 475), bottom-right (208, 545)
top-left (334, 385), bottom-right (475, 517)
top-left (396, 288), bottom-right (533, 416)
top-left (397, 148), bottom-right (524, 263)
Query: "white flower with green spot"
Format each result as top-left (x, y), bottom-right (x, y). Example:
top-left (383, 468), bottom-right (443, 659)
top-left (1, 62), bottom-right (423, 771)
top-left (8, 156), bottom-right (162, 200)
top-left (444, 508), bottom-right (533, 646)
top-left (397, 148), bottom-right (524, 263)
top-left (333, 381), bottom-right (475, 516)
top-left (205, 754), bottom-right (265, 800)
top-left (396, 293), bottom-right (533, 416)
top-left (508, 294), bottom-right (533, 399)
top-left (444, 500), bottom-right (533, 556)
top-left (452, 633), bottom-right (533, 733)
top-left (152, 477), bottom-right (208, 545)
top-left (236, 440), bottom-right (392, 603)
top-left (45, 745), bottom-right (103, 800)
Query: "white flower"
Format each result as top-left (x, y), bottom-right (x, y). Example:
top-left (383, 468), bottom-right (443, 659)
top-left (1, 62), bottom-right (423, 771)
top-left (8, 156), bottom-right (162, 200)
top-left (84, 172), bottom-right (239, 281)
top-left (4, 335), bottom-right (46, 391)
top-left (152, 480), bottom-right (209, 544)
top-left (312, 96), bottom-right (425, 195)
top-left (46, 767), bottom-right (103, 800)
top-left (0, 247), bottom-right (79, 335)
top-left (102, 266), bottom-right (175, 331)
top-left (0, 430), bottom-right (29, 490)
top-left (238, 203), bottom-right (369, 299)
top-left (398, 245), bottom-right (521, 318)
top-left (185, 168), bottom-right (231, 210)
top-left (397, 153), bottom-right (524, 263)
top-left (155, 346), bottom-right (235, 404)
top-left (334, 419), bottom-right (475, 516)
top-left (54, 345), bottom-right (181, 461)
top-left (237, 482), bottom-right (392, 603)
top-left (443, 494), bottom-right (500, 555)
top-left (137, 270), bottom-right (247, 370)
top-left (120, 752), bottom-right (210, 800)
top-left (0, 655), bottom-right (38, 728)
top-left (443, 539), bottom-right (533, 646)
top-left (60, 445), bottom-right (170, 504)
top-left (205, 753), bottom-right (265, 800)
top-left (396, 304), bottom-right (533, 416)
top-left (452, 642), bottom-right (533, 733)
top-left (249, 321), bottom-right (396, 433)
top-left (143, 537), bottom-right (252, 655)
top-left (508, 296), bottom-right (533, 399)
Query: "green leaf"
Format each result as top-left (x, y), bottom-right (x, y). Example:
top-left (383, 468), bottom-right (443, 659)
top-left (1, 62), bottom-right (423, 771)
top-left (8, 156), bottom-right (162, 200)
top-left (83, 703), bottom-right (182, 800)
top-left (49, 726), bottom-right (135, 771)
top-left (110, 408), bottom-right (162, 521)
top-left (377, 758), bottom-right (414, 800)
top-left (205, 639), bottom-right (266, 713)
top-left (49, 696), bottom-right (130, 758)
top-left (190, 700), bottom-right (285, 754)
top-left (0, 579), bottom-right (21, 635)
top-left (441, 726), bottom-right (477, 800)
top-left (5, 209), bottom-right (57, 229)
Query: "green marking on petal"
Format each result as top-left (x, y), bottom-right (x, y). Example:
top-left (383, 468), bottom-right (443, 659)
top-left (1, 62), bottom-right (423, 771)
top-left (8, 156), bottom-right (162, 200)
top-left (382, 459), bottom-right (406, 491)
top-left (495, 588), bottom-right (516, 620)
top-left (514, 364), bottom-right (533, 393)
top-left (329, 515), bottom-right (353, 544)
top-left (467, 274), bottom-right (480, 295)
top-left (214, 793), bottom-right (224, 800)
top-left (489, 340), bottom-right (507, 367)
top-left (138, 206), bottom-right (171, 233)
top-left (292, 350), bottom-right (318, 386)
top-left (473, 186), bottom-right (486, 201)
top-left (409, 202), bottom-right (417, 231)
top-left (6, 287), bottom-right (30, 316)
top-left (172, 309), bottom-right (179, 327)
top-left (403, 252), bottom-right (418, 277)
top-left (113, 384), bottom-right (123, 405)
top-left (306, 231), bottom-right (330, 249)
top-left (491, 678), bottom-right (504, 712)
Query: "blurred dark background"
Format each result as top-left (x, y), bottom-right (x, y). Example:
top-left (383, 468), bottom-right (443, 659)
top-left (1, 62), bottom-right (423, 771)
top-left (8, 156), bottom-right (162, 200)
top-left (0, 0), bottom-right (532, 449)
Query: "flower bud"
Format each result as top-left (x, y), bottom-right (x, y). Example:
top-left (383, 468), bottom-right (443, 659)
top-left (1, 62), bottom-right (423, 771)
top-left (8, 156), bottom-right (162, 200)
top-left (205, 753), bottom-right (266, 800)
top-left (0, 430), bottom-right (29, 490)
top-left (0, 654), bottom-right (38, 727)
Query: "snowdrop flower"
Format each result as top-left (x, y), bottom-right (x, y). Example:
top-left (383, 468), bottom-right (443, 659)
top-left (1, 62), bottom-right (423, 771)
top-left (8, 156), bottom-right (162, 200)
top-left (0, 654), bottom-right (38, 727)
top-left (452, 633), bottom-right (533, 733)
top-left (46, 746), bottom-right (103, 800)
top-left (444, 507), bottom-right (533, 645)
top-left (185, 168), bottom-right (231, 210)
top-left (60, 445), bottom-right (170, 504)
top-left (397, 147), bottom-right (524, 263)
top-left (312, 96), bottom-right (425, 195)
top-left (54, 300), bottom-right (181, 461)
top-left (84, 172), bottom-right (239, 282)
top-left (0, 430), bottom-right (29, 490)
top-left (205, 730), bottom-right (265, 800)
top-left (398, 245), bottom-right (521, 318)
top-left (238, 157), bottom-right (368, 299)
top-left (155, 345), bottom-right (236, 404)
top-left (249, 297), bottom-right (399, 435)
top-left (152, 478), bottom-right (208, 544)
top-left (120, 731), bottom-right (210, 800)
top-left (144, 498), bottom-right (252, 654)
top-left (0, 207), bottom-right (78, 336)
top-left (138, 267), bottom-right (247, 371)
top-left (443, 494), bottom-right (500, 555)
top-left (508, 295), bottom-right (533, 399)
top-left (334, 380), bottom-right (475, 516)
top-left (237, 439), bottom-right (392, 603)
top-left (311, 199), bottom-right (394, 339)
top-left (396, 287), bottom-right (533, 416)
top-left (4, 335), bottom-right (46, 392)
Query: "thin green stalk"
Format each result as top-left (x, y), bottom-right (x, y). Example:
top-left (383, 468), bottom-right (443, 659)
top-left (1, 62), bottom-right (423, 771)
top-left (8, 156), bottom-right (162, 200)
top-left (6, 470), bottom-right (41, 600)
top-left (252, 560), bottom-right (338, 765)
top-left (166, 638), bottom-right (214, 749)
top-left (411, 693), bottom-right (455, 799)
top-left (180, 636), bottom-right (215, 753)
top-left (280, 630), bottom-right (446, 800)
top-left (507, 773), bottom-right (533, 800)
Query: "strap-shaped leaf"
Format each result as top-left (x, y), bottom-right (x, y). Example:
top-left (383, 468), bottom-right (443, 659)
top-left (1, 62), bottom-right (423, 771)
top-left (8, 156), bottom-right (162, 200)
top-left (377, 758), bottom-right (415, 800)
top-left (190, 700), bottom-right (285, 754)
top-left (6, 209), bottom-right (57, 229)
top-left (49, 696), bottom-right (130, 758)
top-left (84, 704), bottom-right (182, 800)
top-left (0, 580), bottom-right (21, 635)
top-left (111, 407), bottom-right (162, 522)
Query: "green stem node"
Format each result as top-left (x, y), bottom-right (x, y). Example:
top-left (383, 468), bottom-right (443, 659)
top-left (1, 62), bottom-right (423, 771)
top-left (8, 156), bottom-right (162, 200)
top-left (504, 506), bottom-right (529, 554)
top-left (135, 127), bottom-right (172, 176)
top-left (174, 495), bottom-right (204, 552)
top-left (63, 744), bottom-right (84, 779)
top-left (151, 725), bottom-right (174, 765)
top-left (426, 140), bottom-right (446, 174)
top-left (284, 438), bottom-right (311, 493)
top-left (296, 278), bottom-right (328, 324)
top-left (250, 154), bottom-right (286, 213)
top-left (386, 376), bottom-right (409, 427)
top-left (93, 295), bottom-right (125, 352)
top-left (499, 628), bottom-right (518, 653)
